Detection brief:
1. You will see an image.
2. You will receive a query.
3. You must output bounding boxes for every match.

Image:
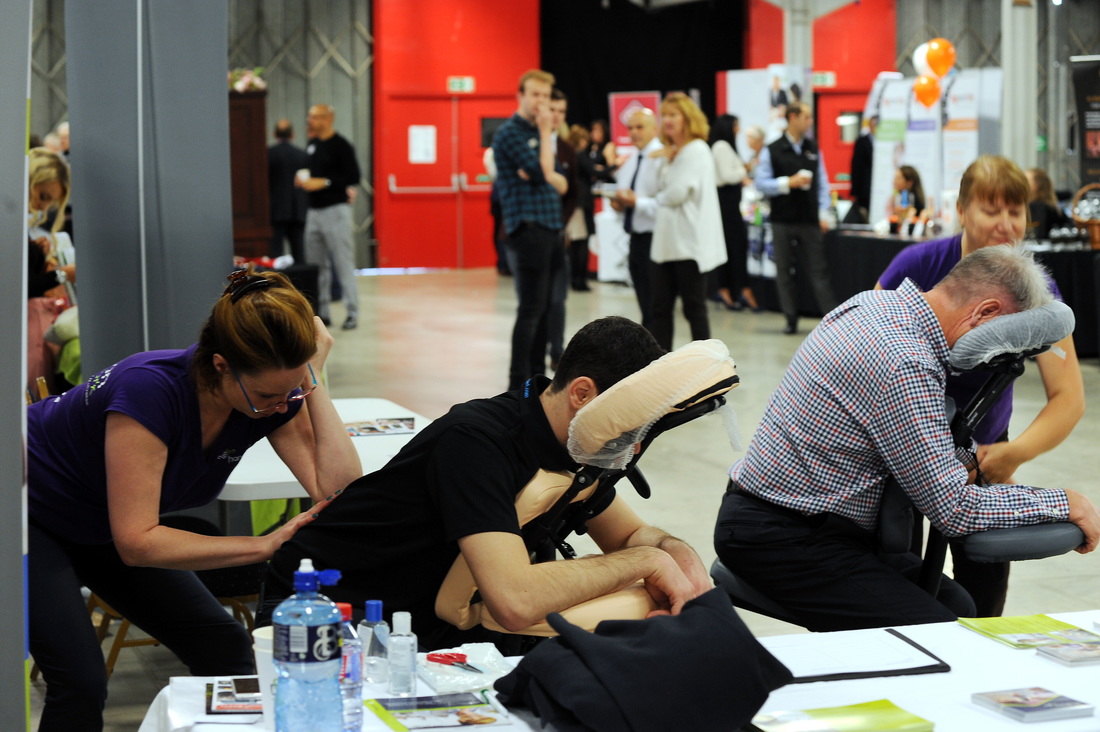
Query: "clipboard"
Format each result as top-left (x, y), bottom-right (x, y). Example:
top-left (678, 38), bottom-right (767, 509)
top-left (760, 628), bottom-right (950, 684)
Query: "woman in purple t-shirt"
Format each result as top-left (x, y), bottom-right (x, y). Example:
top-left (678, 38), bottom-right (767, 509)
top-left (875, 155), bottom-right (1084, 617)
top-left (27, 268), bottom-right (362, 731)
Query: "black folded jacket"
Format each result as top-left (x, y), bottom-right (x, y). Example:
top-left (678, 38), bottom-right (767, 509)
top-left (494, 588), bottom-right (793, 731)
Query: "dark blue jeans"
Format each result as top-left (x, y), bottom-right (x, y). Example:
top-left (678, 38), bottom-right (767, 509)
top-left (29, 521), bottom-right (253, 732)
top-left (506, 224), bottom-right (564, 390)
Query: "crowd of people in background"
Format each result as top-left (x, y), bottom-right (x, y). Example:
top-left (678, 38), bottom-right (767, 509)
top-left (487, 71), bottom-right (792, 390)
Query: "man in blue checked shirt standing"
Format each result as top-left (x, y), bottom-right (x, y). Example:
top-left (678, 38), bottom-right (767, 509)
top-left (493, 69), bottom-right (569, 391)
top-left (714, 245), bottom-right (1100, 632)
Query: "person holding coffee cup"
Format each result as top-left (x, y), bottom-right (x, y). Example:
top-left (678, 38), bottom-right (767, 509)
top-left (753, 101), bottom-right (838, 335)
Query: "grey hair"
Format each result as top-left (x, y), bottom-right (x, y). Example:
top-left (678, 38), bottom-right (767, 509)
top-left (938, 243), bottom-right (1053, 313)
top-left (745, 125), bottom-right (765, 141)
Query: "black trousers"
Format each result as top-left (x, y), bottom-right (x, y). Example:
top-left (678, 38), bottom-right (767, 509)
top-left (628, 232), bottom-right (654, 330)
top-left (29, 522), bottom-right (253, 732)
top-left (770, 222), bottom-right (837, 324)
top-left (714, 490), bottom-right (975, 632)
top-left (506, 224), bottom-right (564, 390)
top-left (568, 238), bottom-right (590, 289)
top-left (270, 220), bottom-right (305, 262)
top-left (649, 259), bottom-right (709, 351)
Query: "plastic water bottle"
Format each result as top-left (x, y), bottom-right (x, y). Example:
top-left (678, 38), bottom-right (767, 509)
top-left (336, 603), bottom-right (363, 731)
top-left (387, 611), bottom-right (417, 697)
top-left (356, 599), bottom-right (389, 684)
top-left (273, 559), bottom-right (343, 732)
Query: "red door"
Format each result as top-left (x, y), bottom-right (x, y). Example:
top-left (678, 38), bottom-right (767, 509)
top-left (376, 93), bottom-right (514, 268)
top-left (813, 91), bottom-right (869, 202)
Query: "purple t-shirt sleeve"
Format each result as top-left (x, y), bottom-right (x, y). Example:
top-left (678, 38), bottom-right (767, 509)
top-left (878, 236), bottom-right (962, 292)
top-left (103, 361), bottom-right (185, 446)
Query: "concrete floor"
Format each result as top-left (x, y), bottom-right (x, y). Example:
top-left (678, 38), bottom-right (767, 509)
top-left (31, 268), bottom-right (1100, 730)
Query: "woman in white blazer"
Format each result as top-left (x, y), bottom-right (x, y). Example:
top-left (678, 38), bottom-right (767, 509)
top-left (649, 92), bottom-right (727, 351)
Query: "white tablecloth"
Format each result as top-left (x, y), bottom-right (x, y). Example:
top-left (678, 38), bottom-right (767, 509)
top-left (756, 610), bottom-right (1100, 731)
top-left (139, 675), bottom-right (542, 732)
top-left (219, 397), bottom-right (430, 502)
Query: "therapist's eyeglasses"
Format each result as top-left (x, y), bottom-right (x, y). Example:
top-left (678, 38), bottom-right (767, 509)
top-left (231, 363), bottom-right (317, 414)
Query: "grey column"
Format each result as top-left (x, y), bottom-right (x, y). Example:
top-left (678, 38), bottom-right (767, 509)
top-left (1001, 0), bottom-right (1038, 169)
top-left (761, 0), bottom-right (851, 68)
top-left (0, 1), bottom-right (32, 725)
top-left (67, 0), bottom-right (232, 375)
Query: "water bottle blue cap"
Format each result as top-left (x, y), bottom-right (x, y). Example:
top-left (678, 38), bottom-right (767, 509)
top-left (365, 599), bottom-right (383, 622)
top-left (292, 568), bottom-right (319, 592)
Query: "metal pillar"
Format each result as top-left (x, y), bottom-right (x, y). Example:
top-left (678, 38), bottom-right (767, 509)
top-left (1001, 0), bottom-right (1038, 168)
top-left (762, 0), bottom-right (853, 67)
top-left (0, 1), bottom-right (33, 727)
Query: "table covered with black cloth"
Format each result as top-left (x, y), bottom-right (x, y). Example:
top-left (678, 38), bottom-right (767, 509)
top-left (752, 230), bottom-right (1098, 358)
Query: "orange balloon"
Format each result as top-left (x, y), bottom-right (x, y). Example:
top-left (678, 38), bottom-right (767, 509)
top-left (913, 75), bottom-right (941, 108)
top-left (926, 38), bottom-right (956, 77)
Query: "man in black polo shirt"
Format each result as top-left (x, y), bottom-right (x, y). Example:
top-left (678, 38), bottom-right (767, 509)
top-left (755, 102), bottom-right (838, 334)
top-left (259, 316), bottom-right (711, 650)
top-left (492, 69), bottom-right (569, 390)
top-left (299, 104), bottom-right (362, 330)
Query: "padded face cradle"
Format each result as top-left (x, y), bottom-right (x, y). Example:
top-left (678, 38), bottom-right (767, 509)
top-left (567, 339), bottom-right (739, 470)
top-left (949, 300), bottom-right (1074, 373)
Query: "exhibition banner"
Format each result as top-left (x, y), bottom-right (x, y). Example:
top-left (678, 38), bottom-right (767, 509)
top-left (1071, 55), bottom-right (1100, 186)
top-left (869, 78), bottom-right (910, 224)
top-left (719, 68), bottom-right (771, 154)
top-left (608, 91), bottom-right (661, 152)
top-left (942, 70), bottom-right (981, 194)
top-left (904, 89), bottom-right (943, 219)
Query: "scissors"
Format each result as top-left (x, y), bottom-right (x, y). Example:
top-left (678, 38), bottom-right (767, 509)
top-left (426, 652), bottom-right (483, 673)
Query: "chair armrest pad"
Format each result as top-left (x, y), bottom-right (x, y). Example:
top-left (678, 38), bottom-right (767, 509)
top-left (963, 523), bottom-right (1083, 562)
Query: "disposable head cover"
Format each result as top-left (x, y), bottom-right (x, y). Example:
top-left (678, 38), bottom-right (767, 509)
top-left (949, 300), bottom-right (1074, 373)
top-left (566, 339), bottom-right (739, 470)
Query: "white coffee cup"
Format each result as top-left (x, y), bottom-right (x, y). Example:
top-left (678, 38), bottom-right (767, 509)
top-left (252, 626), bottom-right (276, 730)
top-left (296, 168), bottom-right (310, 183)
top-left (796, 168), bottom-right (813, 189)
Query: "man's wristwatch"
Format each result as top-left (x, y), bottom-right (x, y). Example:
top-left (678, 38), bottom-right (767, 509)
top-left (55, 268), bottom-right (67, 284)
top-left (324, 178), bottom-right (332, 188)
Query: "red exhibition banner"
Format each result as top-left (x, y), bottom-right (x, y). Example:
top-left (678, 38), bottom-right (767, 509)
top-left (608, 91), bottom-right (662, 149)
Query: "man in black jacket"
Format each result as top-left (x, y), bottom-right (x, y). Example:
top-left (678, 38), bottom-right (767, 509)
top-left (847, 114), bottom-right (877, 224)
top-left (268, 119), bottom-right (310, 262)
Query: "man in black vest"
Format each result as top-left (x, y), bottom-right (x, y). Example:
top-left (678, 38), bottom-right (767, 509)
top-left (755, 102), bottom-right (837, 334)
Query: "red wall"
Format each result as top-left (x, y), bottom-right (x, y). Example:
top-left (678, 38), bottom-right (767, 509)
top-left (744, 0), bottom-right (784, 69)
top-left (813, 0), bottom-right (897, 93)
top-left (742, 0), bottom-right (897, 199)
top-left (743, 0), bottom-right (896, 91)
top-left (374, 0), bottom-right (540, 268)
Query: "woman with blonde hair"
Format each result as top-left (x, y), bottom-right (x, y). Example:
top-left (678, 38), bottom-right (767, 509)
top-left (876, 155), bottom-right (1084, 617)
top-left (27, 268), bottom-right (361, 730)
top-left (27, 148), bottom-right (76, 393)
top-left (27, 147), bottom-right (75, 292)
top-left (648, 92), bottom-right (727, 349)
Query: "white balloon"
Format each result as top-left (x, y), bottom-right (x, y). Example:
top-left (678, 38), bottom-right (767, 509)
top-left (913, 42), bottom-right (933, 78)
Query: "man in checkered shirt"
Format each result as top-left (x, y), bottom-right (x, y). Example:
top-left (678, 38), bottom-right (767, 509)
top-left (492, 69), bottom-right (568, 391)
top-left (715, 245), bottom-right (1100, 631)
